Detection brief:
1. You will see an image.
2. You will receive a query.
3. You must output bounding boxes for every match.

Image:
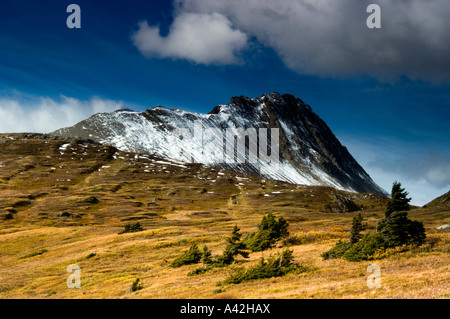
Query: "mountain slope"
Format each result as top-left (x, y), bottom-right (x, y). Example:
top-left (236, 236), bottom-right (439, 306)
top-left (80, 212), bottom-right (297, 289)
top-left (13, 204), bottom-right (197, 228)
top-left (425, 190), bottom-right (450, 210)
top-left (51, 93), bottom-right (386, 195)
top-left (0, 133), bottom-right (386, 225)
top-left (1, 134), bottom-right (448, 299)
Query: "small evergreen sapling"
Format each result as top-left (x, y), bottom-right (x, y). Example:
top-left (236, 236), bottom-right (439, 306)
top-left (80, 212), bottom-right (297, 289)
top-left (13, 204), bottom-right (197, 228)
top-left (217, 225), bottom-right (249, 265)
top-left (119, 222), bottom-right (143, 234)
top-left (245, 213), bottom-right (290, 252)
top-left (130, 278), bottom-right (143, 292)
top-left (201, 245), bottom-right (213, 266)
top-left (171, 243), bottom-right (202, 267)
top-left (350, 213), bottom-right (367, 244)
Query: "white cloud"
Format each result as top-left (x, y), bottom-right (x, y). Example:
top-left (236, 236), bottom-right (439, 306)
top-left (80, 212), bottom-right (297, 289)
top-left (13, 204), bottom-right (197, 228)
top-left (174, 0), bottom-right (450, 82)
top-left (425, 163), bottom-right (450, 188)
top-left (132, 12), bottom-right (248, 65)
top-left (340, 135), bottom-right (450, 206)
top-left (371, 151), bottom-right (450, 189)
top-left (0, 95), bottom-right (123, 133)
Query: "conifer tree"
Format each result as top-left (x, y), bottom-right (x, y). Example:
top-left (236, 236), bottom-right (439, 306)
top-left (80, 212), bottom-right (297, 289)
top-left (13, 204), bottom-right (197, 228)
top-left (350, 213), bottom-right (367, 244)
top-left (385, 181), bottom-right (411, 217)
top-left (201, 245), bottom-right (213, 266)
top-left (259, 212), bottom-right (289, 239)
top-left (170, 243), bottom-right (202, 267)
top-left (378, 182), bottom-right (426, 247)
top-left (245, 213), bottom-right (290, 252)
top-left (217, 225), bottom-right (249, 265)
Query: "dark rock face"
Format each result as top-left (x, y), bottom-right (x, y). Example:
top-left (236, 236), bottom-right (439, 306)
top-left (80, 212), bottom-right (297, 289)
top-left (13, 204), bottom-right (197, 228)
top-left (324, 193), bottom-right (362, 213)
top-left (51, 93), bottom-right (386, 195)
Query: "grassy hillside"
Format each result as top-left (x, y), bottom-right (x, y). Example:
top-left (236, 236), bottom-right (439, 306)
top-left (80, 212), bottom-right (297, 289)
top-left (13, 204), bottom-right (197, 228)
top-left (0, 134), bottom-right (448, 299)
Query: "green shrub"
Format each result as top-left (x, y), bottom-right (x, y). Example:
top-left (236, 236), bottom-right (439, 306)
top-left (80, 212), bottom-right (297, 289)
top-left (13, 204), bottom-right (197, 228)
top-left (321, 240), bottom-right (352, 260)
top-left (407, 220), bottom-right (426, 246)
top-left (350, 213), bottom-right (367, 244)
top-left (378, 211), bottom-right (426, 247)
top-left (244, 230), bottom-right (273, 252)
top-left (86, 252), bottom-right (97, 259)
top-left (244, 213), bottom-right (289, 252)
top-left (216, 225), bottom-right (249, 265)
top-left (3, 213), bottom-right (14, 220)
top-left (187, 265), bottom-right (213, 276)
top-left (118, 222), bottom-right (143, 234)
top-left (201, 245), bottom-right (213, 265)
top-left (187, 245), bottom-right (215, 275)
top-left (343, 233), bottom-right (386, 261)
top-left (322, 234), bottom-right (387, 262)
top-left (322, 182), bottom-right (426, 262)
top-left (213, 287), bottom-right (226, 294)
top-left (4, 207), bottom-right (17, 214)
top-left (171, 243), bottom-right (202, 268)
top-left (84, 196), bottom-right (99, 204)
top-left (223, 249), bottom-right (309, 284)
top-left (130, 278), bottom-right (143, 292)
top-left (21, 249), bottom-right (48, 259)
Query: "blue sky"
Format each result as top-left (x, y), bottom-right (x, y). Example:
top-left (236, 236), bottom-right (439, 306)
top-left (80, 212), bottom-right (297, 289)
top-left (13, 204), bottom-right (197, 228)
top-left (0, 0), bottom-right (449, 205)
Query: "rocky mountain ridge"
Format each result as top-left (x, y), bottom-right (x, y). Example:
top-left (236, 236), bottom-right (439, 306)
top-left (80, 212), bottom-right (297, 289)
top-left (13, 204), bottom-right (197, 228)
top-left (51, 92), bottom-right (386, 195)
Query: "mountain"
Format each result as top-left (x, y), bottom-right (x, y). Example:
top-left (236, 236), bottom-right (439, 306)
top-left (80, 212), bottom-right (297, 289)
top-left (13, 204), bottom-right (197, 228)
top-left (424, 190), bottom-right (450, 210)
top-left (51, 92), bottom-right (386, 195)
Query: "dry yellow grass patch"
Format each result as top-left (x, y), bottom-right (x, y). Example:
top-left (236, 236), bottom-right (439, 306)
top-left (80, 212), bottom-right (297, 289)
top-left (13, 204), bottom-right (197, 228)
top-left (0, 136), bottom-right (448, 299)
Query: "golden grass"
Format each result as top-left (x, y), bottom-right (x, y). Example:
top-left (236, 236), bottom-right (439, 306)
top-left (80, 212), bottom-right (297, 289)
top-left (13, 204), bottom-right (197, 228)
top-left (0, 135), bottom-right (448, 299)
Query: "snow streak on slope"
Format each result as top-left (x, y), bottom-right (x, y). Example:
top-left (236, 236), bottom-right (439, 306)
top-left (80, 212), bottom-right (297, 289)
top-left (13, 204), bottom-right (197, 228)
top-left (52, 93), bottom-right (386, 195)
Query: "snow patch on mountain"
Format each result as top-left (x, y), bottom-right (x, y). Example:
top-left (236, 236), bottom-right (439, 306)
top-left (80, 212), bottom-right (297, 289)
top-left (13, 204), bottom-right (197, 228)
top-left (51, 93), bottom-right (386, 195)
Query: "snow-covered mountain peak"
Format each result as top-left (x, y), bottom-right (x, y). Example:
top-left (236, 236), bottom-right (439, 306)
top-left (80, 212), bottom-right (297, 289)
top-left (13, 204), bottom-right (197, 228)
top-left (51, 92), bottom-right (386, 195)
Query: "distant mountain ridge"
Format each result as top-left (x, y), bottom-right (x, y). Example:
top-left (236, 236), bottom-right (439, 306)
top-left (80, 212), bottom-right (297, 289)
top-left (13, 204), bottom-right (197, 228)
top-left (425, 190), bottom-right (450, 209)
top-left (51, 92), bottom-right (386, 195)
